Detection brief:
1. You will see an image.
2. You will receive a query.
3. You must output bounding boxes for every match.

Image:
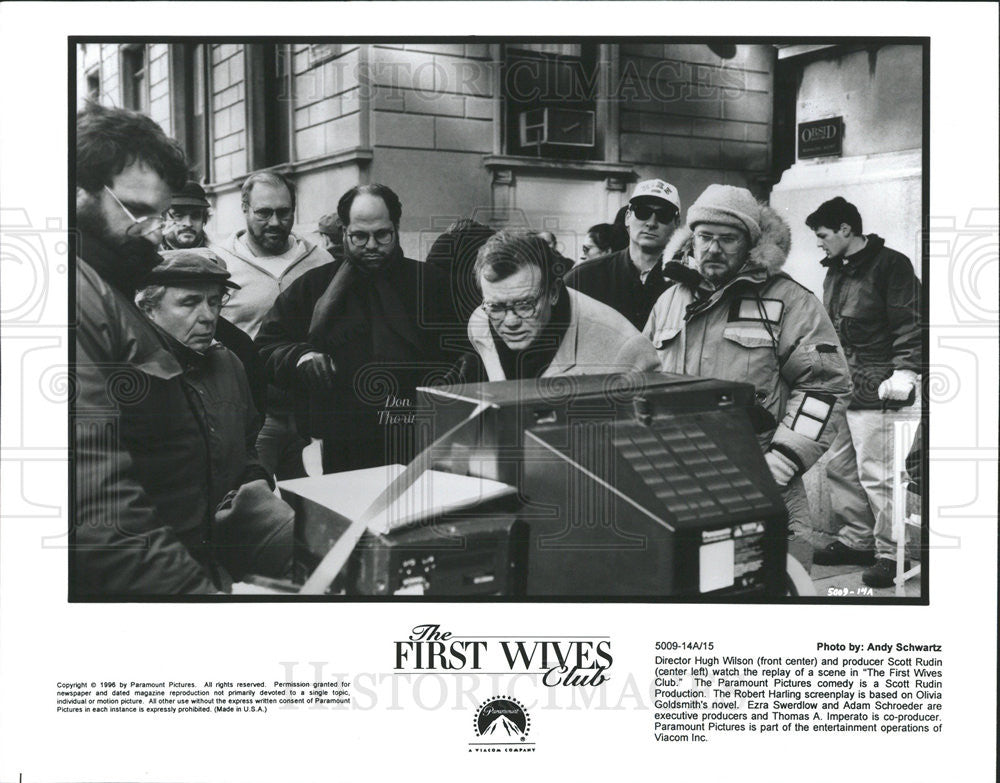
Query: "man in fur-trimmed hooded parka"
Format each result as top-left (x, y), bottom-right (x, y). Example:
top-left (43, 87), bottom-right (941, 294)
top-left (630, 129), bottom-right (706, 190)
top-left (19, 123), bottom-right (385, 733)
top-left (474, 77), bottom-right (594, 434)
top-left (643, 184), bottom-right (852, 531)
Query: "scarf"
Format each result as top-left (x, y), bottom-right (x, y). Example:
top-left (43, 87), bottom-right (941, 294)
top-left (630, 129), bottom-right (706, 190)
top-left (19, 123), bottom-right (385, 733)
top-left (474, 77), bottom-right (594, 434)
top-left (306, 247), bottom-right (422, 360)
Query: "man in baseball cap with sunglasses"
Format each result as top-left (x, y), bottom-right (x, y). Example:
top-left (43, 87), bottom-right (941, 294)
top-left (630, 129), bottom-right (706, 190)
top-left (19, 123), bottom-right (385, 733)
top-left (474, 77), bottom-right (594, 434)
top-left (564, 178), bottom-right (680, 330)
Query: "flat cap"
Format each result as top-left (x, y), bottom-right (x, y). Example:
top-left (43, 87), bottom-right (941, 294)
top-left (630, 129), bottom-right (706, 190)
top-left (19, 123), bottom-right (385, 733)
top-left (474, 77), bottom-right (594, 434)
top-left (170, 181), bottom-right (210, 209)
top-left (146, 250), bottom-right (240, 289)
top-left (317, 212), bottom-right (342, 237)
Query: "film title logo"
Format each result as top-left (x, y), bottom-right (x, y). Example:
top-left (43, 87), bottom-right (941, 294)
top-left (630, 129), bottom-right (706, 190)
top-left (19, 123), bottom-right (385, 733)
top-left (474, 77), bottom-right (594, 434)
top-left (395, 624), bottom-right (613, 687)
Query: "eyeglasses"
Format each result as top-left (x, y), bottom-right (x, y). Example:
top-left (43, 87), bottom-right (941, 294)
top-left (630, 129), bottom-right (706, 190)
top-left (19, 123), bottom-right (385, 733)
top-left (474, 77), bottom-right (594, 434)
top-left (630, 203), bottom-right (676, 223)
top-left (104, 186), bottom-right (165, 238)
top-left (481, 293), bottom-right (544, 322)
top-left (346, 228), bottom-right (395, 248)
top-left (693, 231), bottom-right (744, 252)
top-left (250, 207), bottom-right (294, 222)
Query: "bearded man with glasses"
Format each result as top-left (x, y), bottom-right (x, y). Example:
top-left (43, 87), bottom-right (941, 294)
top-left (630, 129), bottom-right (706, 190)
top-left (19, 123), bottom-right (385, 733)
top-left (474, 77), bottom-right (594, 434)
top-left (643, 184), bottom-right (852, 549)
top-left (210, 171), bottom-right (332, 480)
top-left (464, 231), bottom-right (659, 382)
top-left (256, 184), bottom-right (456, 474)
top-left (159, 181), bottom-right (213, 250)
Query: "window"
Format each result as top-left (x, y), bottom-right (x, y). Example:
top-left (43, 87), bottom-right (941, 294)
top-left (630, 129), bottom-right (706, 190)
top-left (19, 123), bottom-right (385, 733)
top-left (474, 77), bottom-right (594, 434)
top-left (86, 68), bottom-right (100, 102)
top-left (246, 44), bottom-right (292, 169)
top-left (121, 45), bottom-right (149, 114)
top-left (503, 43), bottom-right (601, 161)
top-left (170, 44), bottom-right (211, 181)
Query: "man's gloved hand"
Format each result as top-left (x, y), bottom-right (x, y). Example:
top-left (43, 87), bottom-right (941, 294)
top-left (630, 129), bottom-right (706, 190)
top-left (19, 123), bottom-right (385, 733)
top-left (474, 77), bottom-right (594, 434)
top-left (214, 479), bottom-right (283, 522)
top-left (214, 479), bottom-right (296, 581)
top-left (296, 351), bottom-right (337, 389)
top-left (878, 369), bottom-right (918, 402)
top-left (764, 449), bottom-right (798, 487)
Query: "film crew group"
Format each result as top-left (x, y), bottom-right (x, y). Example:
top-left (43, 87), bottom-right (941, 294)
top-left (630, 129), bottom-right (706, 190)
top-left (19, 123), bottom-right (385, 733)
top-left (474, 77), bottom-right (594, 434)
top-left (74, 105), bottom-right (293, 594)
top-left (73, 104), bottom-right (920, 595)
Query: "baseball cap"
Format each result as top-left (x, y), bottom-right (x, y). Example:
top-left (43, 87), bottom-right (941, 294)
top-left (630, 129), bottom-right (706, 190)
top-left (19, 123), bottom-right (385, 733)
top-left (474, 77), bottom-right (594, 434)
top-left (145, 250), bottom-right (240, 289)
top-left (629, 179), bottom-right (681, 213)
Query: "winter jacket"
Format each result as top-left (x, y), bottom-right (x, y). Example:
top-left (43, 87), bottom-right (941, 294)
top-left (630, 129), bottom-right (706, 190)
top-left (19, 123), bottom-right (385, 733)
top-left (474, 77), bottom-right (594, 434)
top-left (469, 288), bottom-right (660, 381)
top-left (643, 209), bottom-right (852, 480)
top-left (821, 234), bottom-right (921, 409)
top-left (74, 236), bottom-right (269, 596)
top-left (564, 248), bottom-right (670, 330)
top-left (209, 229), bottom-right (332, 339)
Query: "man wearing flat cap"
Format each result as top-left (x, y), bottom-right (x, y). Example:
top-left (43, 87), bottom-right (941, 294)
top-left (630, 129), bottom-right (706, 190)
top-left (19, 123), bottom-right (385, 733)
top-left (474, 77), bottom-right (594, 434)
top-left (564, 178), bottom-right (681, 330)
top-left (127, 251), bottom-right (294, 591)
top-left (316, 212), bottom-right (346, 263)
top-left (644, 184), bottom-right (852, 540)
top-left (160, 181), bottom-right (213, 251)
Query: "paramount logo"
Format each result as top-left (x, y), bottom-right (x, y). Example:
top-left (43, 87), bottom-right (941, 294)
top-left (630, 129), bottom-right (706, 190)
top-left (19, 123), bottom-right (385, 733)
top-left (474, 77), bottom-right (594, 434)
top-left (472, 696), bottom-right (532, 748)
top-left (481, 714), bottom-right (524, 738)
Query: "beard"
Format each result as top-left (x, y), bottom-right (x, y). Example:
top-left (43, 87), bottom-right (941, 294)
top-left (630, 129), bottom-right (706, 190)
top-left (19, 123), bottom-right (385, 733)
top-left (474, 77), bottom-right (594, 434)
top-left (250, 225), bottom-right (291, 254)
top-left (164, 228), bottom-right (203, 249)
top-left (345, 242), bottom-right (398, 274)
top-left (76, 194), bottom-right (163, 277)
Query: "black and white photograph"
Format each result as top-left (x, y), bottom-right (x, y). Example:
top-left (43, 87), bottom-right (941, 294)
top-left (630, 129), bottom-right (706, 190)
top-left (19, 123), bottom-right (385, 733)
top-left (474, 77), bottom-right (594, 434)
top-left (0, 3), bottom-right (996, 782)
top-left (69, 37), bottom-right (927, 600)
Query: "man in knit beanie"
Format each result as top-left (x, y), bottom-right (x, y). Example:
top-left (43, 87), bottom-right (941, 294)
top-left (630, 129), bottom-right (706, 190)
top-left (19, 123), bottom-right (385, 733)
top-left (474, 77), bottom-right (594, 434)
top-left (643, 184), bottom-right (852, 560)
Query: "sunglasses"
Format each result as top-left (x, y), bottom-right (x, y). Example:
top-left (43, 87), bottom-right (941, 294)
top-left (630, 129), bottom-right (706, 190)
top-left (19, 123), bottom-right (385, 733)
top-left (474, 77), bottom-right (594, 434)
top-left (630, 203), bottom-right (677, 223)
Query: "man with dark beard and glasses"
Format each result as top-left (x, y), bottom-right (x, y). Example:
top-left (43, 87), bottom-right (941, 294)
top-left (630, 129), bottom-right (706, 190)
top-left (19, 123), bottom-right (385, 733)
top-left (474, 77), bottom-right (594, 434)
top-left (73, 102), bottom-right (233, 595)
top-left (255, 184), bottom-right (455, 474)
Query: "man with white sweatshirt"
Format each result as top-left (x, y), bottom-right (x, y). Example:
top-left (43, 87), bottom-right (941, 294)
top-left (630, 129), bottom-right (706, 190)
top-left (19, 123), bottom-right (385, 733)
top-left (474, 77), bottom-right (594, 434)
top-left (210, 171), bottom-right (332, 478)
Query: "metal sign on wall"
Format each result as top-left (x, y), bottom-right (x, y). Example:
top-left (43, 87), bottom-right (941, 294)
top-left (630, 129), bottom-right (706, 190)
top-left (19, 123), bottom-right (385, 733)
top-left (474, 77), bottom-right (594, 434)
top-left (797, 116), bottom-right (844, 159)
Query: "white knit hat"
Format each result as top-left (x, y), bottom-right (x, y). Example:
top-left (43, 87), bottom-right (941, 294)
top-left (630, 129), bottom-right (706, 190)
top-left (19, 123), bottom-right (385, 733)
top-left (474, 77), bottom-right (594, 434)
top-left (686, 184), bottom-right (762, 245)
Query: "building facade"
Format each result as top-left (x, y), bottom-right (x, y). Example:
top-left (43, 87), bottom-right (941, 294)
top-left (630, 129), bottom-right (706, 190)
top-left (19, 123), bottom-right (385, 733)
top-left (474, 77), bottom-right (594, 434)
top-left (76, 40), bottom-right (923, 290)
top-left (770, 44), bottom-right (924, 294)
top-left (77, 41), bottom-right (780, 259)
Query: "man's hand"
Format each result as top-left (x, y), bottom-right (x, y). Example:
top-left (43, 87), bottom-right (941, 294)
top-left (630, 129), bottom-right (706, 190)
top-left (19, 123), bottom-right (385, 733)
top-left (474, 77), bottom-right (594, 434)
top-left (764, 449), bottom-right (798, 487)
top-left (878, 369), bottom-right (917, 402)
top-left (296, 351), bottom-right (337, 389)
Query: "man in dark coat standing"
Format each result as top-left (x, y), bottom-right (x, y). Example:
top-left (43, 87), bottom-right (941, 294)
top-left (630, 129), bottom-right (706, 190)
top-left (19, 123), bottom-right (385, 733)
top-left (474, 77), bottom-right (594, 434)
top-left (806, 197), bottom-right (922, 588)
top-left (564, 179), bottom-right (680, 329)
top-left (255, 184), bottom-right (455, 474)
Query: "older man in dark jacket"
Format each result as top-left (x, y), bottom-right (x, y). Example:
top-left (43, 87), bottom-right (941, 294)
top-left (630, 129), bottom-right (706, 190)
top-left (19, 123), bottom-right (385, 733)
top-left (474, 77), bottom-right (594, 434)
top-left (131, 253), bottom-right (294, 587)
